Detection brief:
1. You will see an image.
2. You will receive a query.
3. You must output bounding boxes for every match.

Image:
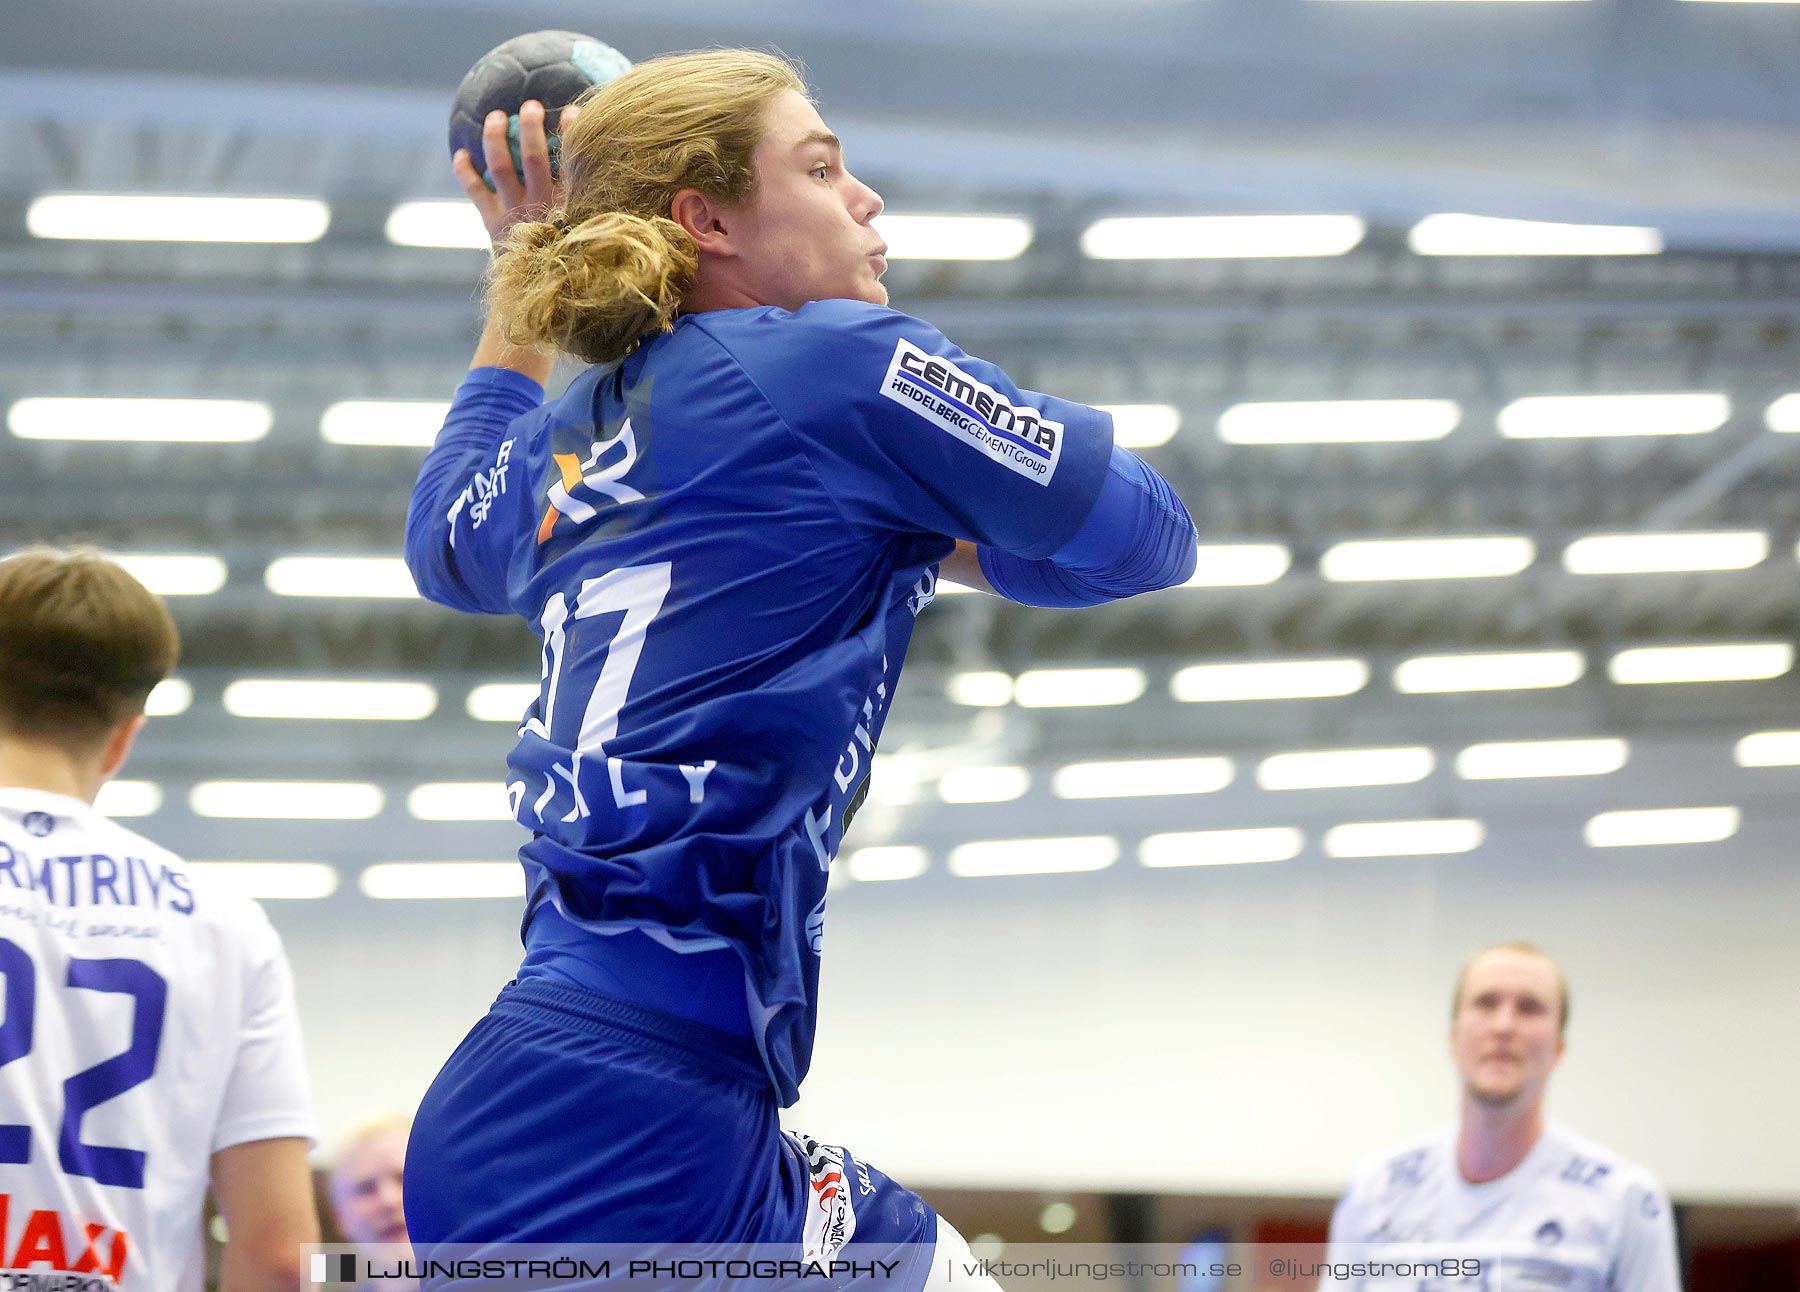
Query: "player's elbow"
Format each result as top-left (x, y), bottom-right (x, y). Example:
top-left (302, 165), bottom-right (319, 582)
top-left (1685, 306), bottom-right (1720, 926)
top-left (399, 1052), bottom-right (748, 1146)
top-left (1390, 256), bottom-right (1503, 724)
top-left (1159, 514), bottom-right (1199, 591)
top-left (401, 499), bottom-right (461, 610)
top-left (1052, 444), bottom-right (1197, 601)
top-left (1068, 495), bottom-right (1198, 602)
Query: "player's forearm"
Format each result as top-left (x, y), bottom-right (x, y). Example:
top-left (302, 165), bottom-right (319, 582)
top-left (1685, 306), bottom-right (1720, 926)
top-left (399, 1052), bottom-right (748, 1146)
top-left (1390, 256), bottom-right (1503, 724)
top-left (469, 303), bottom-right (556, 383)
top-left (210, 1138), bottom-right (320, 1292)
top-left (218, 1239), bottom-right (310, 1292)
top-left (974, 444), bottom-right (1197, 606)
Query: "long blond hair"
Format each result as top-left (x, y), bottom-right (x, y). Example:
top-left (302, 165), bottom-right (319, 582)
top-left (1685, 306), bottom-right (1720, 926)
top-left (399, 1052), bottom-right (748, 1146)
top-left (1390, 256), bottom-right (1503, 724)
top-left (487, 49), bottom-right (806, 366)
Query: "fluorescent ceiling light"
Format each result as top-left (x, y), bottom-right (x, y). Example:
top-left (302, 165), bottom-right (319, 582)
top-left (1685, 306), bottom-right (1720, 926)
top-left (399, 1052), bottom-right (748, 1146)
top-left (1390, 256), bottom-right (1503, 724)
top-left (938, 766), bottom-right (1030, 804)
top-left (321, 400), bottom-right (452, 447)
top-left (1585, 806), bottom-right (1740, 848)
top-left (1053, 756), bottom-right (1233, 799)
top-left (264, 555), bottom-right (418, 599)
top-left (1172, 658), bottom-right (1369, 702)
top-left (946, 671), bottom-right (1012, 707)
top-left (1608, 642), bottom-right (1793, 685)
top-left (1185, 544), bottom-right (1291, 587)
top-left (875, 214), bottom-right (1033, 261)
top-left (948, 836), bottom-right (1119, 878)
top-left (467, 682), bottom-right (538, 722)
top-left (1218, 399), bottom-right (1460, 445)
top-left (145, 678), bottom-right (193, 716)
top-left (109, 553), bottom-right (227, 596)
top-left (28, 193), bottom-right (330, 243)
top-left (1735, 731), bottom-right (1800, 767)
top-left (385, 200), bottom-right (487, 250)
top-left (1082, 214), bottom-right (1365, 260)
top-left (1410, 213), bottom-right (1658, 255)
top-left (9, 398), bottom-right (272, 443)
top-left (1564, 531), bottom-right (1768, 575)
top-left (1097, 404), bottom-right (1180, 449)
top-left (1393, 650), bottom-right (1586, 694)
top-left (846, 846), bottom-right (929, 882)
top-left (867, 754), bottom-right (925, 807)
top-left (223, 679), bottom-right (436, 721)
top-left (94, 780), bottom-right (161, 817)
top-left (188, 862), bottom-right (339, 900)
top-left (1258, 746), bottom-right (1435, 791)
top-left (1498, 392), bottom-right (1729, 439)
top-left (190, 781), bottom-right (383, 820)
top-left (1322, 536), bottom-right (1534, 582)
top-left (1139, 827), bottom-right (1303, 868)
top-left (1013, 667), bottom-right (1145, 708)
top-left (360, 862), bottom-right (524, 899)
top-left (408, 782), bottom-right (513, 822)
top-left (1325, 819), bottom-right (1484, 859)
top-left (1456, 737), bottom-right (1628, 780)
top-left (1766, 394), bottom-right (1800, 432)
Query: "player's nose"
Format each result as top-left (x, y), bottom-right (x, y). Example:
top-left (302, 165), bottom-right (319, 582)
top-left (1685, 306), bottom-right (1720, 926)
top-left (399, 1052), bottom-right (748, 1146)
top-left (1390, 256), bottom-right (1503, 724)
top-left (846, 170), bottom-right (883, 223)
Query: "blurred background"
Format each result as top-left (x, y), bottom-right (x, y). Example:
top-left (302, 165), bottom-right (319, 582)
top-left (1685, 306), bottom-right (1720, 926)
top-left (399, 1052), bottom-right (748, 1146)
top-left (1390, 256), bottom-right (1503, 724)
top-left (4, 1), bottom-right (1799, 1287)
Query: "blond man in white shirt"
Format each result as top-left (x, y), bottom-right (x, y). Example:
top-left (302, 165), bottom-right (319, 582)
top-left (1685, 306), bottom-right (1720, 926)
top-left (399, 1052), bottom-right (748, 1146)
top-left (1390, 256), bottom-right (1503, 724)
top-left (1325, 942), bottom-right (1681, 1291)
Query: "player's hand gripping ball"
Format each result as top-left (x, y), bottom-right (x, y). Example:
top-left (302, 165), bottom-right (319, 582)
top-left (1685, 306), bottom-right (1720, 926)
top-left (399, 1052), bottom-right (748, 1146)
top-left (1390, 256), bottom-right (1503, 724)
top-left (448, 31), bottom-right (632, 189)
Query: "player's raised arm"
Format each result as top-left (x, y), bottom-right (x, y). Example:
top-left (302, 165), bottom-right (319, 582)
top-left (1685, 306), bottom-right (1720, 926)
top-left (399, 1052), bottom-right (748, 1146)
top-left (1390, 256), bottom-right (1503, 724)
top-left (404, 100), bottom-right (574, 614)
top-left (454, 97), bottom-right (567, 383)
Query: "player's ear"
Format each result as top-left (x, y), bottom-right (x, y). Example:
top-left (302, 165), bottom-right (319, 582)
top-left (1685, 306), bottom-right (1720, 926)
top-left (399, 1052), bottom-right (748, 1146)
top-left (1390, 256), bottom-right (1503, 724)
top-left (98, 713), bottom-right (147, 781)
top-left (670, 189), bottom-right (734, 255)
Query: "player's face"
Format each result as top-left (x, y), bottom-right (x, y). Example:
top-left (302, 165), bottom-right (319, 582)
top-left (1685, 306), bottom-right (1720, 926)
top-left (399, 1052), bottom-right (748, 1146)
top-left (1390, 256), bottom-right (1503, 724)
top-left (722, 90), bottom-right (888, 311)
top-left (1450, 949), bottom-right (1566, 1107)
top-left (329, 1126), bottom-right (410, 1247)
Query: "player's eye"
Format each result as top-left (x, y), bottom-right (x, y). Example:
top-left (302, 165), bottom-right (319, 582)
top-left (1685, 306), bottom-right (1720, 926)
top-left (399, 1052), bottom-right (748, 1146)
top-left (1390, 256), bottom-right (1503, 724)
top-left (812, 164), bottom-right (830, 180)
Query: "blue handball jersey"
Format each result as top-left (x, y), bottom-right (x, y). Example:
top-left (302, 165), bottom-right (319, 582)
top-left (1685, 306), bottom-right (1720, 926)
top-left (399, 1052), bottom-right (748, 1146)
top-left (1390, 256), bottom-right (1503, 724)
top-left (408, 299), bottom-right (1113, 1105)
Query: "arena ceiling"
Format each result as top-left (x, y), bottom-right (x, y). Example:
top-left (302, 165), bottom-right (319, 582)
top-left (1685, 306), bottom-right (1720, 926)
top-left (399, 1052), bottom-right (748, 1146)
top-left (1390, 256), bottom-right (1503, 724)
top-left (3, 0), bottom-right (1800, 884)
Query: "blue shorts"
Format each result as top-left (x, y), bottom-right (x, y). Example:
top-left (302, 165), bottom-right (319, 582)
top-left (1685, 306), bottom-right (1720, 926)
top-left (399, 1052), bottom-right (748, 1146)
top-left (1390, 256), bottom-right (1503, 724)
top-left (404, 978), bottom-right (940, 1290)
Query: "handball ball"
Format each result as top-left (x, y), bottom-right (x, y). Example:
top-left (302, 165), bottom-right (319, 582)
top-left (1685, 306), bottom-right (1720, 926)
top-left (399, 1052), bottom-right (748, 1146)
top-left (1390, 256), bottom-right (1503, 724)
top-left (448, 31), bottom-right (632, 189)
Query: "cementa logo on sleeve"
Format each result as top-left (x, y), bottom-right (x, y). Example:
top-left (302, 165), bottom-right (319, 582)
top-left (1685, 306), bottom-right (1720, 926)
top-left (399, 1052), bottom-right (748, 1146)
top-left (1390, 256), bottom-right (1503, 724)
top-left (880, 339), bottom-right (1063, 485)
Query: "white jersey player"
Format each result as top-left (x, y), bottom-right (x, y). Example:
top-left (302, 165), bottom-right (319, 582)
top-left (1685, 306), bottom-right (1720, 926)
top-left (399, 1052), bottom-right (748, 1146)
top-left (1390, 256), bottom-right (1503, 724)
top-left (1328, 1122), bottom-right (1679, 1291)
top-left (1323, 942), bottom-right (1681, 1292)
top-left (0, 549), bottom-right (318, 1292)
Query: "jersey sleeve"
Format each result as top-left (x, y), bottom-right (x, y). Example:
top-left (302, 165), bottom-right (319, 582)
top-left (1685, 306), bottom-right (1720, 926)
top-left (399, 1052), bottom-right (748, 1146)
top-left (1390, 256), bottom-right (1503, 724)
top-left (211, 902), bottom-right (316, 1151)
top-left (404, 365), bottom-right (545, 615)
top-left (1611, 1177), bottom-right (1682, 1292)
top-left (713, 301), bottom-right (1114, 559)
